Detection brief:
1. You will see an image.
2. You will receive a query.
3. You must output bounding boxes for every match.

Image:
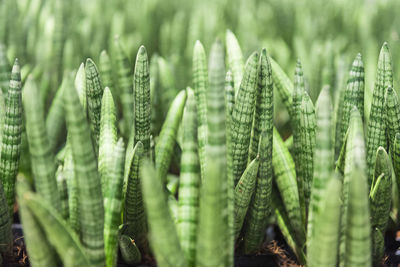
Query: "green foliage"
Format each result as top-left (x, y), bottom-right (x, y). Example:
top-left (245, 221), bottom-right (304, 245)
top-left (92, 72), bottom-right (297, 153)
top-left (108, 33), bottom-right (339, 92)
top-left (2, 1), bottom-right (400, 266)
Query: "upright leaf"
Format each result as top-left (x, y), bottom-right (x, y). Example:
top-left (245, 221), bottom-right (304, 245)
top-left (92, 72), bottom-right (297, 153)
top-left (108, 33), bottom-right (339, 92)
top-left (141, 160), bottom-right (186, 267)
top-left (98, 87), bottom-right (118, 192)
top-left (230, 52), bottom-right (258, 185)
top-left (0, 44), bottom-right (9, 96)
top-left (23, 76), bottom-right (61, 212)
top-left (298, 92), bottom-right (316, 212)
top-left (307, 86), bottom-right (333, 256)
top-left (99, 50), bottom-right (114, 93)
top-left (17, 181), bottom-right (90, 266)
top-left (63, 76), bottom-right (105, 267)
top-left (338, 107), bottom-right (366, 266)
top-left (134, 46), bottom-right (151, 156)
top-left (307, 178), bottom-right (341, 267)
top-left (85, 58), bottom-right (104, 148)
top-left (177, 89), bottom-right (200, 267)
top-left (192, 41), bottom-right (208, 176)
top-left (104, 139), bottom-right (125, 267)
top-left (114, 36), bottom-right (134, 136)
top-left (366, 42), bottom-right (392, 185)
top-left (292, 59), bottom-right (306, 222)
top-left (270, 57), bottom-right (293, 117)
top-left (384, 86), bottom-right (400, 150)
top-left (224, 70), bottom-right (235, 267)
top-left (155, 90), bottom-right (187, 183)
top-left (345, 134), bottom-right (371, 267)
top-left (242, 49), bottom-right (274, 254)
top-left (233, 156), bottom-right (259, 239)
top-left (0, 59), bottom-right (22, 215)
top-left (17, 180), bottom-right (58, 267)
top-left (196, 158), bottom-right (226, 267)
top-left (225, 30), bottom-right (243, 96)
top-left (124, 141), bottom-right (147, 250)
top-left (335, 54), bottom-right (364, 159)
top-left (370, 147), bottom-right (392, 266)
top-left (272, 128), bottom-right (304, 247)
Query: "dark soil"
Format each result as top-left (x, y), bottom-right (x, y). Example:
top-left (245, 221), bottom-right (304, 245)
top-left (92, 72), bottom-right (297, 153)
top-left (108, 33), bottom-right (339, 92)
top-left (3, 222), bottom-right (400, 267)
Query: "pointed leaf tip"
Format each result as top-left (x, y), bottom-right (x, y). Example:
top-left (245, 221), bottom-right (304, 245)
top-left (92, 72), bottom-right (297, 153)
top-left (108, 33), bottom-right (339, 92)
top-left (138, 45), bottom-right (147, 55)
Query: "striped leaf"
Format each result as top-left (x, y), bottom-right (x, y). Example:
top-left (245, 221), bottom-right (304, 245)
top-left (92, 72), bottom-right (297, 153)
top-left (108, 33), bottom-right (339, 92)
top-left (140, 160), bottom-right (186, 267)
top-left (307, 178), bottom-right (341, 267)
top-left (124, 141), bottom-right (147, 251)
top-left (134, 46), bottom-right (151, 156)
top-left (196, 157), bottom-right (226, 267)
top-left (155, 89), bottom-right (187, 183)
top-left (99, 50), bottom-right (114, 93)
top-left (63, 76), bottom-right (105, 267)
top-left (225, 30), bottom-right (244, 96)
top-left (384, 86), bottom-right (400, 150)
top-left (242, 49), bottom-right (274, 254)
top-left (56, 165), bottom-right (69, 220)
top-left (85, 58), bottom-right (104, 149)
top-left (335, 53), bottom-right (364, 159)
top-left (0, 59), bottom-right (22, 215)
top-left (297, 91), bottom-right (316, 213)
top-left (119, 235), bottom-right (141, 265)
top-left (344, 125), bottom-right (371, 267)
top-left (192, 40), bottom-right (208, 176)
top-left (104, 139), bottom-right (125, 267)
top-left (366, 42), bottom-right (392, 186)
top-left (0, 170), bottom-right (10, 254)
top-left (233, 156), bottom-right (259, 239)
top-left (230, 52), bottom-right (259, 185)
top-left (271, 187), bottom-right (306, 265)
top-left (292, 59), bottom-right (306, 222)
top-left (307, 86), bottom-right (334, 256)
top-left (177, 88), bottom-right (200, 267)
top-left (224, 70), bottom-right (235, 267)
top-left (392, 133), bottom-right (400, 205)
top-left (272, 128), bottom-right (305, 247)
top-left (17, 179), bottom-right (58, 267)
top-left (338, 107), bottom-right (366, 266)
top-left (64, 144), bottom-right (79, 233)
top-left (270, 57), bottom-right (293, 117)
top-left (98, 87), bottom-right (118, 193)
top-left (114, 36), bottom-right (134, 136)
top-left (23, 76), bottom-right (61, 213)
top-left (370, 147), bottom-right (392, 266)
top-left (207, 40), bottom-right (226, 163)
top-left (46, 76), bottom-right (66, 152)
top-left (17, 180), bottom-right (90, 267)
top-left (0, 43), bottom-right (9, 96)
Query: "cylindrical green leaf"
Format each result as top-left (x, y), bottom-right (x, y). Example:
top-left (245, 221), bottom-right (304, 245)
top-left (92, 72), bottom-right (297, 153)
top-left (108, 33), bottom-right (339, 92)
top-left (0, 58), bottom-right (22, 215)
top-left (177, 88), bottom-right (200, 267)
top-left (155, 90), bottom-right (187, 182)
top-left (225, 30), bottom-right (243, 96)
top-left (23, 76), bottom-right (61, 213)
top-left (307, 86), bottom-right (334, 256)
top-left (366, 42), bottom-right (392, 186)
top-left (233, 156), bottom-right (259, 239)
top-left (230, 52), bottom-right (258, 185)
top-left (307, 178), bottom-right (341, 267)
top-left (140, 160), bottom-right (186, 267)
top-left (85, 58), bottom-right (104, 149)
top-left (192, 40), bottom-right (208, 176)
top-left (63, 76), bottom-right (105, 267)
top-left (104, 139), bottom-right (125, 267)
top-left (134, 46), bottom-right (151, 156)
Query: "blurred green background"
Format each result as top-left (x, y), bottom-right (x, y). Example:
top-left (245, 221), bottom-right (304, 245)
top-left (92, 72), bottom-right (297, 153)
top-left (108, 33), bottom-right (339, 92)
top-left (3, 0), bottom-right (400, 134)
